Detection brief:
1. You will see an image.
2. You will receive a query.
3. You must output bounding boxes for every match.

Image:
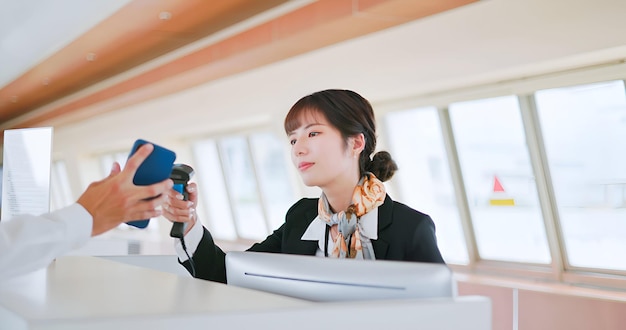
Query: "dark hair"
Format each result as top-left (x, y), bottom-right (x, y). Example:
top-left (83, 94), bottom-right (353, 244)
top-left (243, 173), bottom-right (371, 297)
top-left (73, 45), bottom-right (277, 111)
top-left (284, 89), bottom-right (398, 181)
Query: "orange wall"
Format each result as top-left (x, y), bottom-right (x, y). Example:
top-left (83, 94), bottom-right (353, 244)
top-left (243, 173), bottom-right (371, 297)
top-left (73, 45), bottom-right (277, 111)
top-left (457, 280), bottom-right (626, 330)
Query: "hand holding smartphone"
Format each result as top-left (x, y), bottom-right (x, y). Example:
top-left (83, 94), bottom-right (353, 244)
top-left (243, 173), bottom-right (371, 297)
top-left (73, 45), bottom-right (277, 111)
top-left (125, 139), bottom-right (176, 228)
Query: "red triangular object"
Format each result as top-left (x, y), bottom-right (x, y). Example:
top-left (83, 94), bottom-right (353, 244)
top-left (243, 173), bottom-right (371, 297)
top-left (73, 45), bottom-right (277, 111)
top-left (493, 176), bottom-right (505, 193)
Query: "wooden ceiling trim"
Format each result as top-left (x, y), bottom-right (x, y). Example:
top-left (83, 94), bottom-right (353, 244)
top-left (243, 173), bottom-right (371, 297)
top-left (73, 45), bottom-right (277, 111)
top-left (0, 0), bottom-right (290, 124)
top-left (271, 0), bottom-right (354, 41)
top-left (10, 0), bottom-right (395, 127)
top-left (3, 0), bottom-right (478, 129)
top-left (360, 0), bottom-right (475, 19)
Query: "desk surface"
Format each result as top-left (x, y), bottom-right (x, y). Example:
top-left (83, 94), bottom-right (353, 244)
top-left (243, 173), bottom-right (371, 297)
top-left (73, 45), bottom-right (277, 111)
top-left (0, 256), bottom-right (491, 330)
top-left (0, 256), bottom-right (310, 327)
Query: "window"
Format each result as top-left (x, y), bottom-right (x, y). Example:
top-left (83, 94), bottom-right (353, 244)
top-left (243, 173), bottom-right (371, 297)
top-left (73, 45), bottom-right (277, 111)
top-left (219, 136), bottom-right (268, 240)
top-left (99, 152), bottom-right (128, 175)
top-left (49, 160), bottom-right (74, 211)
top-left (193, 131), bottom-right (298, 241)
top-left (535, 80), bottom-right (626, 271)
top-left (449, 96), bottom-right (551, 263)
top-left (193, 139), bottom-right (238, 240)
top-left (249, 132), bottom-right (296, 230)
top-left (385, 107), bottom-right (469, 264)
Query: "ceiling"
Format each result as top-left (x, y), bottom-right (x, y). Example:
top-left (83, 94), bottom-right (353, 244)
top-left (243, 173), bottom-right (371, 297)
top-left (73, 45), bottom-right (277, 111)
top-left (0, 0), bottom-right (130, 89)
top-left (0, 0), bottom-right (477, 131)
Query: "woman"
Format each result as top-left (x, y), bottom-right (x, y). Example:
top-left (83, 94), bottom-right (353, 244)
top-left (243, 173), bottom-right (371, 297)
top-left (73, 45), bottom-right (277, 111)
top-left (164, 89), bottom-right (445, 283)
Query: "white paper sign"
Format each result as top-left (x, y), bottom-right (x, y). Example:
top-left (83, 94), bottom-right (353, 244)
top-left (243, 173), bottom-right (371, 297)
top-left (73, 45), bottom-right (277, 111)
top-left (1, 127), bottom-right (53, 221)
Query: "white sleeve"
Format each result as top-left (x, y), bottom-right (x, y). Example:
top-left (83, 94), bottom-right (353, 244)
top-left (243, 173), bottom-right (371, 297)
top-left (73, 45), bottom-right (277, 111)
top-left (174, 220), bottom-right (203, 262)
top-left (0, 204), bottom-right (93, 281)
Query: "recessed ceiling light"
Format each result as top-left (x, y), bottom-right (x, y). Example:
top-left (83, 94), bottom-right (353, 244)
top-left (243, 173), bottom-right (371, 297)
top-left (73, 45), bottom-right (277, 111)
top-left (159, 11), bottom-right (172, 20)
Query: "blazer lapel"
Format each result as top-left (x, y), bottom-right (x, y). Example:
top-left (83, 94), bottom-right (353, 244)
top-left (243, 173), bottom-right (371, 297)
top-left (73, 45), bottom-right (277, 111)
top-left (372, 195), bottom-right (393, 259)
top-left (288, 207), bottom-right (319, 255)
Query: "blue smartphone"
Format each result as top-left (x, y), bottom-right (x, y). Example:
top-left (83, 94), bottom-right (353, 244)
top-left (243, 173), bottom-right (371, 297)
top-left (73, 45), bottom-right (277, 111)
top-left (125, 139), bottom-right (176, 228)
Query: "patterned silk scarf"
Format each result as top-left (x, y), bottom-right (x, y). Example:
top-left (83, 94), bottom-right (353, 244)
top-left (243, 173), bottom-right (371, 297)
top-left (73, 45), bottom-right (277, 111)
top-left (317, 172), bottom-right (386, 259)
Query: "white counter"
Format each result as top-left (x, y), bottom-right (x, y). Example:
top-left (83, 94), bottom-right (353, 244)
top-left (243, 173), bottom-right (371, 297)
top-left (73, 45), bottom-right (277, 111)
top-left (0, 256), bottom-right (491, 330)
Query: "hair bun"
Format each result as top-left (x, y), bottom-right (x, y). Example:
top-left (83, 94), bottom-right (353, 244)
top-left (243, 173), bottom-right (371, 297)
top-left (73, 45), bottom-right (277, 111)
top-left (367, 151), bottom-right (398, 182)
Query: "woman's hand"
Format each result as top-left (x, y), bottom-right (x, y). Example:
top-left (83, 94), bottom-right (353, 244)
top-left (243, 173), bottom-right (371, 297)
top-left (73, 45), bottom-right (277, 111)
top-left (162, 182), bottom-right (198, 236)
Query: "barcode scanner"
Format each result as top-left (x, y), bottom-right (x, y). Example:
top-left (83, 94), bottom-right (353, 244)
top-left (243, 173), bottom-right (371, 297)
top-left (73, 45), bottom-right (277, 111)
top-left (169, 164), bottom-right (195, 238)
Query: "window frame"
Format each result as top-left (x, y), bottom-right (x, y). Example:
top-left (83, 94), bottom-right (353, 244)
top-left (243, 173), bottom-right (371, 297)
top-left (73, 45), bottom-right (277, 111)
top-left (375, 62), bottom-right (626, 289)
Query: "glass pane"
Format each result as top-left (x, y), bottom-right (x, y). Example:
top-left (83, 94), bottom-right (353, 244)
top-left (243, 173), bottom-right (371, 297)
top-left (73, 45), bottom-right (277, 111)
top-left (50, 161), bottom-right (74, 211)
top-left (192, 139), bottom-right (237, 240)
top-left (219, 137), bottom-right (268, 240)
top-left (100, 154), bottom-right (115, 177)
top-left (385, 107), bottom-right (468, 264)
top-left (115, 152), bottom-right (128, 169)
top-left (99, 152), bottom-right (128, 177)
top-left (450, 96), bottom-right (550, 263)
top-left (249, 132), bottom-right (296, 230)
top-left (535, 80), bottom-right (626, 270)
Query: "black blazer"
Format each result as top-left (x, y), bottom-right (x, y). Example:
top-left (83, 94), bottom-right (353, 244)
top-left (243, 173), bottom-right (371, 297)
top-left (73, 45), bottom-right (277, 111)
top-left (182, 195), bottom-right (445, 283)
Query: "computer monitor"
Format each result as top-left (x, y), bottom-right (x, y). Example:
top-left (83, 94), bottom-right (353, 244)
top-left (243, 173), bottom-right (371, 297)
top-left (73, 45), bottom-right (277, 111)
top-left (225, 251), bottom-right (456, 302)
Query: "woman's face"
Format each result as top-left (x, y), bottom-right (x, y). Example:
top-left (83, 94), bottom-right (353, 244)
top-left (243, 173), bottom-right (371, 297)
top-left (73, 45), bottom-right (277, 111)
top-left (288, 111), bottom-right (359, 189)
